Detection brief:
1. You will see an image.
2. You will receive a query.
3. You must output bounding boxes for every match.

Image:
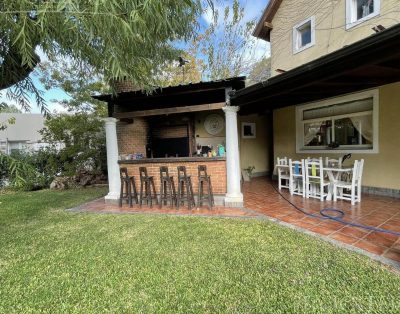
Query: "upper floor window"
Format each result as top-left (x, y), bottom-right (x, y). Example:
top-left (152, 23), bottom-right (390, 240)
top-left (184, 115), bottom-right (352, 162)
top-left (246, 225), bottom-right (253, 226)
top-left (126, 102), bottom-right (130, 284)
top-left (293, 17), bottom-right (315, 54)
top-left (296, 90), bottom-right (379, 154)
top-left (346, 0), bottom-right (380, 29)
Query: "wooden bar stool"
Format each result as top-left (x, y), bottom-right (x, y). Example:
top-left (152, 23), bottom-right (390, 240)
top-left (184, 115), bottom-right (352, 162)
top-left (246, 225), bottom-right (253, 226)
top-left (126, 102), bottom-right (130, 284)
top-left (197, 165), bottom-right (214, 209)
top-left (176, 166), bottom-right (195, 210)
top-left (139, 167), bottom-right (158, 208)
top-left (119, 167), bottom-right (138, 207)
top-left (159, 166), bottom-right (177, 208)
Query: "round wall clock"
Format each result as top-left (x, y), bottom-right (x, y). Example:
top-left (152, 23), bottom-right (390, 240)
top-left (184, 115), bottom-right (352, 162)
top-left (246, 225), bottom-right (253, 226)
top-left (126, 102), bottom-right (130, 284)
top-left (204, 114), bottom-right (224, 135)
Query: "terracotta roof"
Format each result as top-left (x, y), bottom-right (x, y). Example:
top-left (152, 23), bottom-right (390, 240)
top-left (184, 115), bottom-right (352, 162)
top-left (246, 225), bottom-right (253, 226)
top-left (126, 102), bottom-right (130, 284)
top-left (253, 0), bottom-right (283, 42)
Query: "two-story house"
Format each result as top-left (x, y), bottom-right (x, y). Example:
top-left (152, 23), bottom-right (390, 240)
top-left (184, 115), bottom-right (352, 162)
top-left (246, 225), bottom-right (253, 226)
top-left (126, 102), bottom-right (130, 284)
top-left (231, 0), bottom-right (400, 197)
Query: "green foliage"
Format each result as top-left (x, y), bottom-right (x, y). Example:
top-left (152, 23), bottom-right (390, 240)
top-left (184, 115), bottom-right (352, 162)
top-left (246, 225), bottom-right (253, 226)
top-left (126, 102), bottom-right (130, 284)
top-left (0, 152), bottom-right (44, 190)
top-left (0, 102), bottom-right (22, 113)
top-left (9, 149), bottom-right (62, 188)
top-left (40, 113), bottom-right (107, 176)
top-left (244, 165), bottom-right (255, 176)
top-left (191, 0), bottom-right (261, 80)
top-left (156, 53), bottom-right (203, 87)
top-left (248, 57), bottom-right (271, 85)
top-left (38, 59), bottom-right (109, 116)
top-left (0, 1), bottom-right (212, 113)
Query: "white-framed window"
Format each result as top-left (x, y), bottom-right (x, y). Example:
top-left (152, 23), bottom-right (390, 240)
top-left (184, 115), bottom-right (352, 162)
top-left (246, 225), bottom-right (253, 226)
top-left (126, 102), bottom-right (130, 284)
top-left (346, 0), bottom-right (380, 29)
top-left (293, 17), bottom-right (315, 54)
top-left (296, 89), bottom-right (379, 154)
top-left (241, 122), bottom-right (256, 139)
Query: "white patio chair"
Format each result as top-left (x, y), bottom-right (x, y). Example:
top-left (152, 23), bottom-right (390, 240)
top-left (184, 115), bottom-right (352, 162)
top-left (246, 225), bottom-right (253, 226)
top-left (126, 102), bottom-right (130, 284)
top-left (276, 157), bottom-right (289, 190)
top-left (304, 158), bottom-right (329, 201)
top-left (289, 159), bottom-right (305, 197)
top-left (325, 157), bottom-right (342, 168)
top-left (307, 157), bottom-right (323, 163)
top-left (333, 159), bottom-right (364, 205)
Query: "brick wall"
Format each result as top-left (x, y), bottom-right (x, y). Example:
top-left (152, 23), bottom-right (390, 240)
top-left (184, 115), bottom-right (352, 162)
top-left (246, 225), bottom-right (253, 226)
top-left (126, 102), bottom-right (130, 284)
top-left (152, 125), bottom-right (188, 139)
top-left (117, 118), bottom-right (148, 155)
top-left (110, 79), bottom-right (140, 93)
top-left (120, 160), bottom-right (227, 195)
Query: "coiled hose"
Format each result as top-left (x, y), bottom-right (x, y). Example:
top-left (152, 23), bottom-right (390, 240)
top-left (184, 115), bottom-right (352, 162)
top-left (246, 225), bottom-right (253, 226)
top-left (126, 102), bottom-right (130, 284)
top-left (271, 183), bottom-right (400, 236)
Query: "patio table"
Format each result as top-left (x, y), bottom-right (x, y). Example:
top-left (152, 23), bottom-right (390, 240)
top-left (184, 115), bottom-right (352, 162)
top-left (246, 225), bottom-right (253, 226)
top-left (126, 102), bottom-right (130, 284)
top-left (324, 167), bottom-right (353, 201)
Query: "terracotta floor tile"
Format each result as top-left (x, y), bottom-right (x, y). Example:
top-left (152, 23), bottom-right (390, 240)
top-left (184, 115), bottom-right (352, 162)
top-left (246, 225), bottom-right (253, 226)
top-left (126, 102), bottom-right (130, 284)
top-left (291, 220), bottom-right (316, 230)
top-left (383, 249), bottom-right (400, 263)
top-left (309, 225), bottom-right (336, 236)
top-left (280, 215), bottom-right (303, 224)
top-left (380, 222), bottom-right (400, 233)
top-left (300, 216), bottom-right (321, 226)
top-left (353, 240), bottom-right (387, 255)
top-left (329, 232), bottom-right (359, 245)
top-left (362, 232), bottom-right (399, 248)
top-left (318, 220), bottom-right (346, 231)
top-left (338, 226), bottom-right (369, 238)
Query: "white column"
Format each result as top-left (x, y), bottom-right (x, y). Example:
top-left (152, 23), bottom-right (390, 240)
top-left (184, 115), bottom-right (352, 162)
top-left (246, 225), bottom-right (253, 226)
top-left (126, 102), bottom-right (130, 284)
top-left (104, 117), bottom-right (121, 202)
top-left (223, 105), bottom-right (243, 207)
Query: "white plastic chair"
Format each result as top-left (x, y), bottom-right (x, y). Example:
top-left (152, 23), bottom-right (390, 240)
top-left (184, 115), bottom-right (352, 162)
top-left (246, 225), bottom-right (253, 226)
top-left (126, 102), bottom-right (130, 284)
top-left (325, 157), bottom-right (342, 168)
top-left (276, 157), bottom-right (289, 190)
top-left (289, 159), bottom-right (305, 197)
top-left (307, 157), bottom-right (323, 163)
top-left (333, 159), bottom-right (364, 205)
top-left (305, 158), bottom-right (329, 201)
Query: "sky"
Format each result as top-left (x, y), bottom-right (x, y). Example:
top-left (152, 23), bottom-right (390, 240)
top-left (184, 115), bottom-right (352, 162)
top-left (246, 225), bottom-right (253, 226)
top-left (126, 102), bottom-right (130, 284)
top-left (0, 0), bottom-right (270, 114)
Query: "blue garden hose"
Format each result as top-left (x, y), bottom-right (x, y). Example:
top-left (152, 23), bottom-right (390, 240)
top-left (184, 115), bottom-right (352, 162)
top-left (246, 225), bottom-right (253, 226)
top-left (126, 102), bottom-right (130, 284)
top-left (271, 184), bottom-right (400, 236)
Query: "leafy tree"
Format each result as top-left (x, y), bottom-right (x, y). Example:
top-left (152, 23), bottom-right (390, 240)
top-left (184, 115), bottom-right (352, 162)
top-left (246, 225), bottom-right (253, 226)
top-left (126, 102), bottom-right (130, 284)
top-left (247, 57), bottom-right (271, 85)
top-left (156, 53), bottom-right (203, 87)
top-left (38, 59), bottom-right (109, 116)
top-left (192, 0), bottom-right (262, 80)
top-left (0, 102), bottom-right (17, 131)
top-left (40, 114), bottom-right (107, 176)
top-left (0, 0), bottom-right (212, 113)
top-left (0, 102), bottom-right (22, 113)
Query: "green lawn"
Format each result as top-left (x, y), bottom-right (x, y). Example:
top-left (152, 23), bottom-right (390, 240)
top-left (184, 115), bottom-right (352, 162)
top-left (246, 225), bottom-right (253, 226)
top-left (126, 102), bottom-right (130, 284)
top-left (0, 188), bottom-right (399, 313)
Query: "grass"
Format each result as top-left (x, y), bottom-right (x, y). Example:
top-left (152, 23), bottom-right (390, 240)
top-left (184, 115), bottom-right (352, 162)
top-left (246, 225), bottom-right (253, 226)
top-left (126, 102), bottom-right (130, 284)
top-left (0, 188), bottom-right (399, 313)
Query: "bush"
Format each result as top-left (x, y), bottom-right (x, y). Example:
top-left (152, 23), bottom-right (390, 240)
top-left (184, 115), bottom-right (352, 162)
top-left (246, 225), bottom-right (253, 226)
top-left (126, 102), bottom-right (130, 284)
top-left (0, 148), bottom-right (61, 191)
top-left (0, 113), bottom-right (107, 191)
top-left (40, 113), bottom-right (107, 177)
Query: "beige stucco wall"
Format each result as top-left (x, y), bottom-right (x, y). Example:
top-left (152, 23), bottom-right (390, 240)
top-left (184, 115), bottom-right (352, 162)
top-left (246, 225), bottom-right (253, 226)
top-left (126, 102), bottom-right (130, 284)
top-left (273, 82), bottom-right (400, 190)
top-left (194, 110), bottom-right (226, 150)
top-left (270, 0), bottom-right (400, 75)
top-left (239, 114), bottom-right (272, 174)
top-left (194, 111), bottom-right (271, 174)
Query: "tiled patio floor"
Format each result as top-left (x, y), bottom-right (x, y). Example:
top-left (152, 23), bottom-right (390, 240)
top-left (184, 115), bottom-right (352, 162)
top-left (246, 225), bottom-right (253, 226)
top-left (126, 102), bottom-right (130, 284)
top-left (72, 198), bottom-right (260, 219)
top-left (243, 178), bottom-right (400, 265)
top-left (73, 177), bottom-right (400, 266)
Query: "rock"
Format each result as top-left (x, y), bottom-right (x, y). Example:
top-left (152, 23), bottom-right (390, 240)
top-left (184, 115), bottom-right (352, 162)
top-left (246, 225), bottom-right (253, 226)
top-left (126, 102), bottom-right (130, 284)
top-left (50, 177), bottom-right (67, 190)
top-left (79, 175), bottom-right (92, 187)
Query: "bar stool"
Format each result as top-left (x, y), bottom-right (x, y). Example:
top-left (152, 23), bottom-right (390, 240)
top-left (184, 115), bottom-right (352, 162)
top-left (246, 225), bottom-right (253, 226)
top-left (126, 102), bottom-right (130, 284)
top-left (176, 166), bottom-right (195, 210)
top-left (119, 167), bottom-right (138, 207)
top-left (159, 166), bottom-right (177, 208)
top-left (139, 167), bottom-right (158, 208)
top-left (197, 165), bottom-right (214, 209)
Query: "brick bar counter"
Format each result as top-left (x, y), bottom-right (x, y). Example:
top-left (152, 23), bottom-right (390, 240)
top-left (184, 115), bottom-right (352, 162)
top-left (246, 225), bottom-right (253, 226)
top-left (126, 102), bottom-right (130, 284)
top-left (119, 157), bottom-right (227, 205)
